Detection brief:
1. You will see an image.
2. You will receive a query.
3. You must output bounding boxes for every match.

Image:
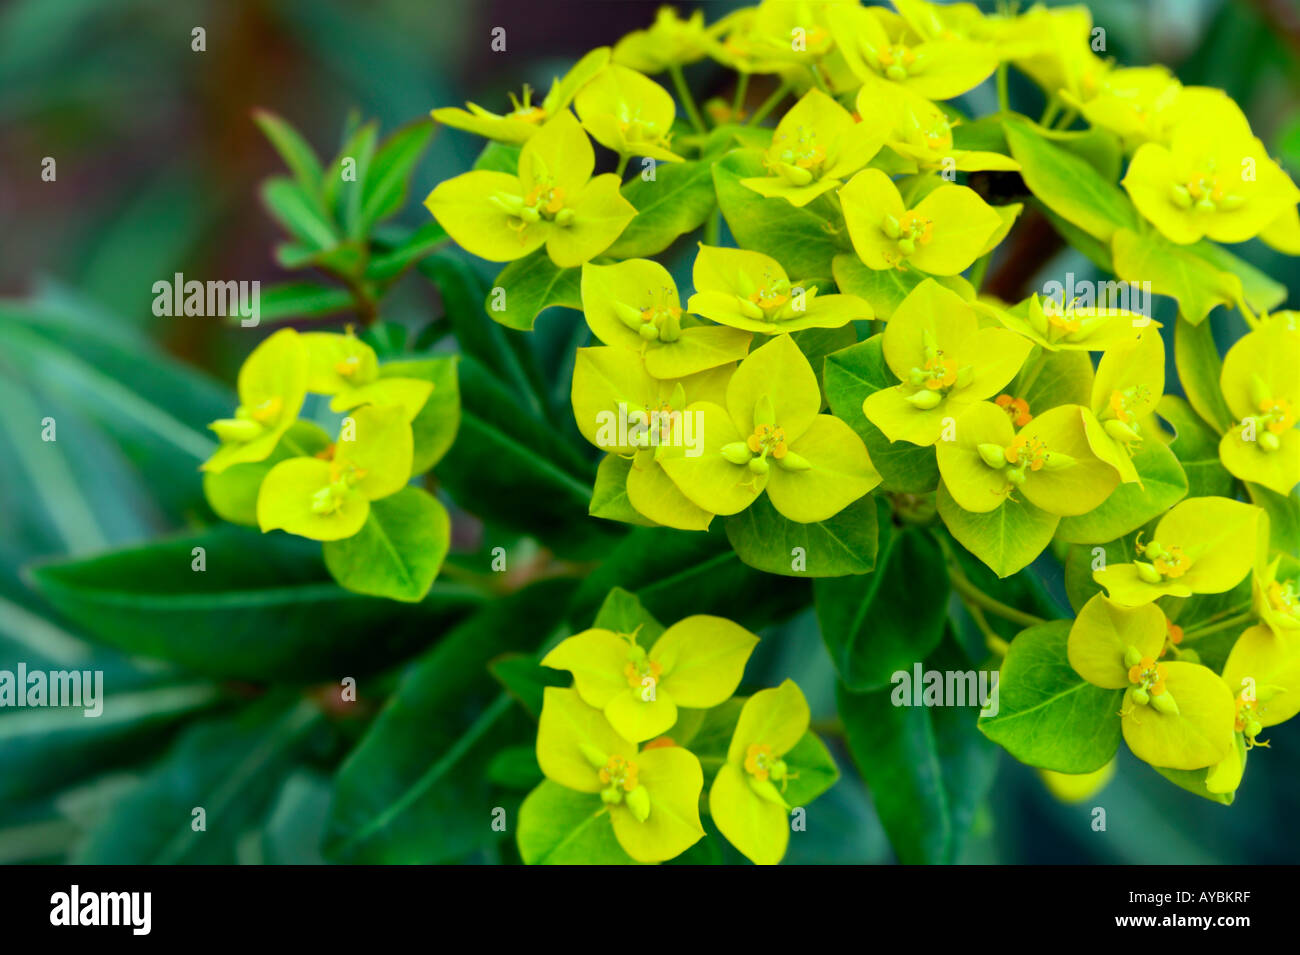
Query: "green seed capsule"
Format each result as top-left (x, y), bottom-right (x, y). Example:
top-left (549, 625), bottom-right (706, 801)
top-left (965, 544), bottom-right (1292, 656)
top-left (1131, 687), bottom-right (1150, 706)
top-left (1168, 184), bottom-right (1193, 210)
top-left (977, 443), bottom-right (1007, 469)
top-left (721, 441), bottom-right (753, 465)
top-left (1004, 466), bottom-right (1026, 486)
top-left (1124, 646), bottom-right (1144, 668)
top-left (1150, 690), bottom-right (1179, 715)
top-left (749, 456), bottom-right (770, 475)
top-left (624, 784), bottom-right (651, 822)
top-left (1135, 561), bottom-right (1163, 584)
top-left (776, 451), bottom-right (812, 471)
top-left (886, 64), bottom-right (908, 81)
top-left (1259, 430), bottom-right (1281, 452)
top-left (1246, 719), bottom-right (1262, 739)
top-left (739, 298), bottom-right (765, 320)
top-left (906, 388), bottom-right (942, 410)
top-left (1195, 197), bottom-right (1216, 214)
top-left (776, 161), bottom-right (813, 186)
top-left (519, 206), bottom-right (542, 224)
top-left (210, 417), bottom-right (265, 443)
top-left (909, 367), bottom-right (929, 386)
top-left (1104, 418), bottom-right (1142, 443)
top-left (554, 207), bottom-right (575, 226)
top-left (882, 214), bottom-right (902, 239)
top-left (897, 237), bottom-right (916, 256)
top-left (600, 787), bottom-right (622, 805)
top-left (1042, 451), bottom-right (1076, 471)
top-left (638, 322), bottom-right (659, 341)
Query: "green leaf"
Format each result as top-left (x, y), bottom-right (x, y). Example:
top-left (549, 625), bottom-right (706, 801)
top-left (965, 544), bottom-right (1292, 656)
top-left (366, 221), bottom-right (450, 283)
top-left (1187, 241), bottom-right (1287, 316)
top-left (28, 528), bottom-right (482, 680)
top-left (362, 119), bottom-right (434, 230)
top-left (379, 356), bottom-right (460, 475)
top-left (252, 109), bottom-right (324, 201)
top-left (324, 579), bottom-right (576, 863)
top-left (814, 527), bottom-right (948, 689)
top-left (1063, 535), bottom-right (1139, 614)
top-left (780, 731), bottom-right (841, 807)
top-left (487, 745), bottom-right (544, 790)
top-left (979, 620), bottom-right (1123, 773)
top-left (474, 141), bottom-right (521, 174)
top-left (831, 253), bottom-right (970, 320)
top-left (1173, 315), bottom-right (1234, 433)
top-left (589, 454), bottom-right (655, 526)
top-left (568, 526), bottom-right (808, 633)
top-left (332, 120), bottom-right (378, 240)
top-left (604, 159), bottom-right (718, 258)
top-left (489, 653), bottom-right (569, 720)
top-left (1156, 395), bottom-right (1235, 498)
top-left (1154, 765), bottom-right (1234, 806)
top-left (936, 481), bottom-right (1058, 578)
top-left (486, 248), bottom-right (582, 332)
top-left (1003, 117), bottom-right (1139, 242)
top-left (1112, 228), bottom-right (1240, 326)
top-left (1012, 346), bottom-right (1094, 413)
top-left (824, 334), bottom-right (940, 494)
top-left (256, 281), bottom-right (355, 324)
top-left (74, 697), bottom-right (323, 863)
top-left (261, 176), bottom-right (340, 250)
top-left (591, 586), bottom-right (665, 639)
top-left (838, 636), bottom-right (997, 864)
top-left (712, 149), bottom-right (847, 280)
top-left (439, 355), bottom-right (620, 560)
top-left (517, 780), bottom-right (639, 864)
top-left (1055, 439), bottom-right (1188, 544)
top-left (725, 492), bottom-right (881, 578)
top-left (0, 681), bottom-right (220, 804)
top-left (1246, 482), bottom-right (1300, 558)
top-left (323, 487), bottom-right (451, 603)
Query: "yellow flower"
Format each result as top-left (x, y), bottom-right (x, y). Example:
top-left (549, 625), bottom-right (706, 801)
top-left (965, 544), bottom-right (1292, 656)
top-left (575, 65), bottom-right (682, 162)
top-left (203, 328), bottom-right (308, 474)
top-left (425, 111), bottom-right (635, 267)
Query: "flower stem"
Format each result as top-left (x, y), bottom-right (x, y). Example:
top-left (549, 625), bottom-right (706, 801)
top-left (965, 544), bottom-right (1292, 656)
top-left (1184, 610), bottom-right (1257, 641)
top-left (1238, 296), bottom-right (1261, 329)
top-left (669, 63), bottom-right (707, 134)
top-left (615, 153), bottom-right (630, 179)
top-left (996, 62), bottom-right (1009, 114)
top-left (732, 70), bottom-right (749, 119)
top-left (948, 564), bottom-right (1046, 630)
top-left (748, 81), bottom-right (791, 126)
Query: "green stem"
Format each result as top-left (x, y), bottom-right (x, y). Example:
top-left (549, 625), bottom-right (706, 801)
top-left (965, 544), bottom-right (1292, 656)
top-left (948, 565), bottom-right (1046, 630)
top-left (704, 208), bottom-right (721, 246)
top-left (732, 70), bottom-right (749, 120)
top-left (996, 62), bottom-right (1009, 114)
top-left (969, 250), bottom-right (993, 294)
top-left (964, 600), bottom-right (1011, 657)
top-left (615, 153), bottom-right (630, 179)
top-left (1238, 296), bottom-right (1260, 330)
top-left (1054, 108), bottom-right (1078, 130)
top-left (1039, 96), bottom-right (1061, 128)
top-left (669, 63), bottom-right (707, 134)
top-left (1184, 610), bottom-right (1257, 641)
top-left (748, 81), bottom-right (791, 126)
top-left (809, 63), bottom-right (831, 95)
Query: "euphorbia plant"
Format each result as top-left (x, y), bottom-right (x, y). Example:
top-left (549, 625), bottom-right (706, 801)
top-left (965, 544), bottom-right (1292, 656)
top-left (176, 0), bottom-right (1299, 864)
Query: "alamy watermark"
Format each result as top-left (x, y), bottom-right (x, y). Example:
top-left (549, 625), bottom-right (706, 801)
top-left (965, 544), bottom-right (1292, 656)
top-left (1042, 272), bottom-right (1152, 325)
top-left (0, 664), bottom-right (103, 717)
top-left (891, 663), bottom-right (999, 717)
top-left (152, 272), bottom-right (260, 327)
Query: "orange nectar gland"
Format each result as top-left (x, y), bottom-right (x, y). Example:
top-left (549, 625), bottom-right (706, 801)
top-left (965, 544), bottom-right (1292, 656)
top-left (736, 271), bottom-right (800, 322)
top-left (744, 743), bottom-right (796, 793)
top-left (612, 289), bottom-right (683, 342)
top-left (721, 398), bottom-right (812, 476)
top-left (1234, 692), bottom-right (1269, 747)
top-left (335, 355), bottom-right (362, 378)
top-left (624, 642), bottom-right (662, 692)
top-left (995, 394), bottom-right (1033, 427)
top-left (488, 169), bottom-right (574, 237)
top-left (1133, 533), bottom-right (1189, 584)
top-left (598, 754), bottom-right (651, 820)
top-left (1243, 374), bottom-right (1295, 452)
top-left (1160, 620), bottom-right (1184, 659)
top-left (1168, 160), bottom-right (1246, 215)
top-left (1103, 387), bottom-right (1147, 445)
top-left (768, 127), bottom-right (828, 186)
top-left (876, 43), bottom-right (919, 81)
top-left (614, 102), bottom-right (669, 151)
top-left (906, 331), bottom-right (971, 410)
top-left (1123, 647), bottom-right (1179, 715)
top-left (977, 433), bottom-right (1075, 488)
top-left (882, 209), bottom-right (934, 260)
top-left (210, 395), bottom-right (283, 443)
top-left (309, 462), bottom-right (368, 516)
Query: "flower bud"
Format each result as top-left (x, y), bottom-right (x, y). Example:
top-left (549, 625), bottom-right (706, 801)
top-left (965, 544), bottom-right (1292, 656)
top-left (977, 443), bottom-right (1007, 469)
top-left (721, 441), bottom-right (752, 465)
top-left (906, 388), bottom-right (942, 410)
top-left (1135, 561), bottom-right (1162, 584)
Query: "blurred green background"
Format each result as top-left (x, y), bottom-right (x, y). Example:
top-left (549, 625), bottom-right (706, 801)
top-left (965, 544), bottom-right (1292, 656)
top-left (1, 0), bottom-right (1297, 864)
